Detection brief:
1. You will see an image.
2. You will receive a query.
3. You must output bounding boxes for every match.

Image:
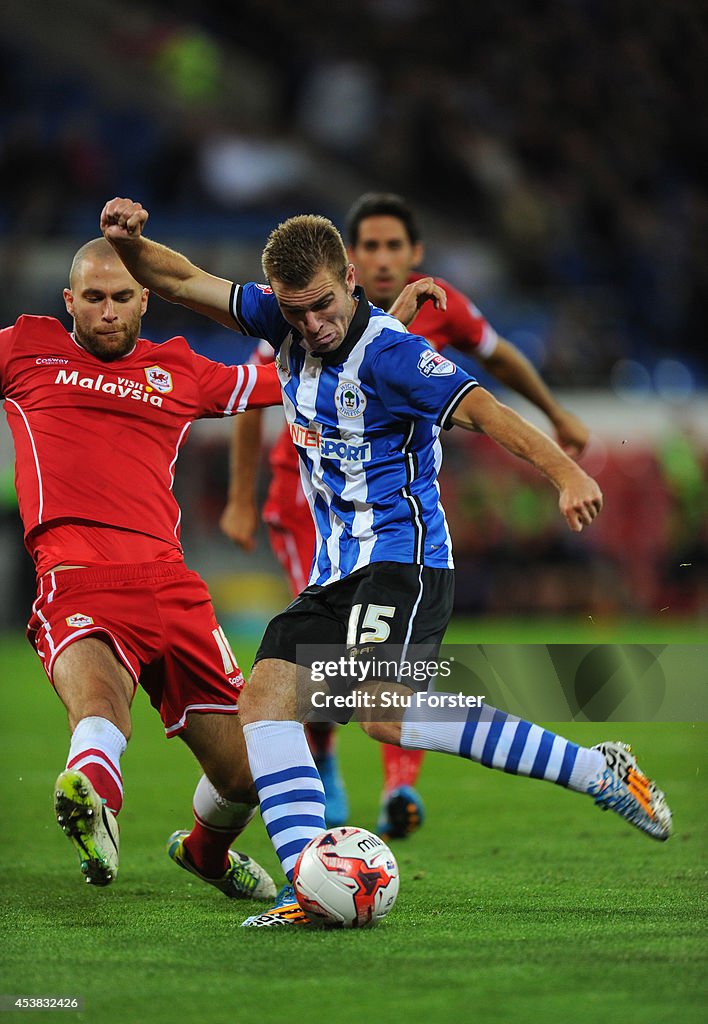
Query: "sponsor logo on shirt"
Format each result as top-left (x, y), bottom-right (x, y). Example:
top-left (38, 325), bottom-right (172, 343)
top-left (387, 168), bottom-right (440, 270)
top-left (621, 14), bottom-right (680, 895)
top-left (54, 369), bottom-right (164, 407)
top-left (289, 421), bottom-right (371, 462)
top-left (256, 284), bottom-right (273, 294)
top-left (334, 380), bottom-right (367, 418)
top-left (417, 349), bottom-right (456, 377)
top-left (66, 613), bottom-right (94, 628)
top-left (36, 357), bottom-right (69, 365)
top-left (144, 365), bottom-right (173, 394)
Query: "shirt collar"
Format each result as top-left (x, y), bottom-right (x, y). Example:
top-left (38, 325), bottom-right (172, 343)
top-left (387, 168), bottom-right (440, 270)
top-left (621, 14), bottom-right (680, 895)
top-left (313, 286), bottom-right (371, 367)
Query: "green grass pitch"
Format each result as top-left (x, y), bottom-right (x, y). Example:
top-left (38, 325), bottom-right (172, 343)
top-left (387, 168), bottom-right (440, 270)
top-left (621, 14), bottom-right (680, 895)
top-left (0, 626), bottom-right (705, 1024)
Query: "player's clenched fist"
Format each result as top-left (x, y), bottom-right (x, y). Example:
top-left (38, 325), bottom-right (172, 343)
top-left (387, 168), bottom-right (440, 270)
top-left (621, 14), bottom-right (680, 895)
top-left (100, 198), bottom-right (149, 240)
top-left (558, 475), bottom-right (603, 533)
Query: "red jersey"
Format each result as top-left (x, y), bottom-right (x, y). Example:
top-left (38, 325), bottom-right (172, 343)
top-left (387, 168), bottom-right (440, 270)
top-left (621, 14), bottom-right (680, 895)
top-left (1, 315), bottom-right (281, 571)
top-left (406, 272), bottom-right (498, 357)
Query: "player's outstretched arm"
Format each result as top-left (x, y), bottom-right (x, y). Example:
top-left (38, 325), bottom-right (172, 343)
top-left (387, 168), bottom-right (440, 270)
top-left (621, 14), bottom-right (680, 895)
top-left (479, 337), bottom-right (590, 458)
top-left (220, 408), bottom-right (264, 552)
top-left (100, 197), bottom-right (238, 330)
top-left (452, 387), bottom-right (602, 533)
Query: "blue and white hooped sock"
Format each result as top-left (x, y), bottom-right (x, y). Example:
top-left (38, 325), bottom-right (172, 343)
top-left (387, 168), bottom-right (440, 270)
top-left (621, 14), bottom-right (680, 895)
top-left (242, 720), bottom-right (327, 882)
top-left (400, 697), bottom-right (604, 792)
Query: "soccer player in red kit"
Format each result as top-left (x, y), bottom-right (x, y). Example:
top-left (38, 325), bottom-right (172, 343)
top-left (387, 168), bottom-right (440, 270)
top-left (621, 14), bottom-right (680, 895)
top-left (221, 193), bottom-right (589, 839)
top-left (0, 238), bottom-right (282, 897)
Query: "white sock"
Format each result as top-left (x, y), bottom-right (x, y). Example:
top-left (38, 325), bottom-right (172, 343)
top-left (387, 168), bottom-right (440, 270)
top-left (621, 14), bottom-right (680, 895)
top-left (401, 696), bottom-right (603, 792)
top-left (243, 720), bottom-right (326, 881)
top-left (567, 746), bottom-right (607, 793)
top-left (192, 774), bottom-right (255, 833)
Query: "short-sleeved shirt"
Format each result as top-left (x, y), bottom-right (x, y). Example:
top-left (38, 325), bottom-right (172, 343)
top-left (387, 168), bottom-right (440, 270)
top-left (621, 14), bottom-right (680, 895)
top-left (231, 285), bottom-right (478, 585)
top-left (0, 315), bottom-right (280, 571)
top-left (255, 270), bottom-right (497, 483)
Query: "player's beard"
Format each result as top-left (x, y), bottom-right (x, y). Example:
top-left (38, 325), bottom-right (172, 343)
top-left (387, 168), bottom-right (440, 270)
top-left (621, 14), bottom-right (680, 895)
top-left (73, 310), bottom-right (141, 362)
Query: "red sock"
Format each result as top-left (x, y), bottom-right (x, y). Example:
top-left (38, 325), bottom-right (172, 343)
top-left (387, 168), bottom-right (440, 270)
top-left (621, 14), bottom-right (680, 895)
top-left (66, 751), bottom-right (123, 815)
top-left (305, 722), bottom-right (337, 757)
top-left (182, 776), bottom-right (255, 878)
top-left (183, 818), bottom-right (238, 878)
top-left (382, 744), bottom-right (425, 792)
top-left (66, 718), bottom-right (127, 816)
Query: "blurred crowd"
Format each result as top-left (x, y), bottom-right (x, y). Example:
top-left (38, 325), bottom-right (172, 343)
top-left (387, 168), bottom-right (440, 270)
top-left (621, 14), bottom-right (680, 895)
top-left (1, 0), bottom-right (706, 384)
top-left (199, 0), bottom-right (708, 381)
top-left (0, 0), bottom-right (706, 625)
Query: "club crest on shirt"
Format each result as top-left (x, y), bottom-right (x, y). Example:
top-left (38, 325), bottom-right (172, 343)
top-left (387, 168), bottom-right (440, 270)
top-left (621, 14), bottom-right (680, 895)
top-left (144, 365), bottom-right (173, 394)
top-left (66, 613), bottom-right (94, 628)
top-left (334, 381), bottom-right (367, 418)
top-left (417, 349), bottom-right (456, 377)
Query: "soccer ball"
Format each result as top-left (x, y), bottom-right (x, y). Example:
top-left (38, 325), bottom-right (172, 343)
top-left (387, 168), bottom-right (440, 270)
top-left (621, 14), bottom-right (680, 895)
top-left (293, 827), bottom-right (399, 928)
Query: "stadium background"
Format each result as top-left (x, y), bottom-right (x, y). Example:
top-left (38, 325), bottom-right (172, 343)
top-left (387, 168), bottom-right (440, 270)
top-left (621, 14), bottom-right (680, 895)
top-left (0, 3), bottom-right (705, 1022)
top-left (0, 0), bottom-right (706, 633)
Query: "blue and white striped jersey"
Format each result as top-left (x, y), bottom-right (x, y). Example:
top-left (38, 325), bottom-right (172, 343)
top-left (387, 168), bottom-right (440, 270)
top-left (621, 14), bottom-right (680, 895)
top-left (231, 284), bottom-right (478, 586)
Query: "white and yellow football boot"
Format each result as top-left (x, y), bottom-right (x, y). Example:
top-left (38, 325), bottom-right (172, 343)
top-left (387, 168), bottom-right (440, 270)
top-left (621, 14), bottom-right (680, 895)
top-left (54, 769), bottom-right (119, 886)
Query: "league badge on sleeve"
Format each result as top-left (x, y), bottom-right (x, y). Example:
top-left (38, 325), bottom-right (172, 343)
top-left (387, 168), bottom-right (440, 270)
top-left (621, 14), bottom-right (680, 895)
top-left (144, 366), bottom-right (174, 394)
top-left (417, 350), bottom-right (456, 377)
top-left (335, 381), bottom-right (367, 418)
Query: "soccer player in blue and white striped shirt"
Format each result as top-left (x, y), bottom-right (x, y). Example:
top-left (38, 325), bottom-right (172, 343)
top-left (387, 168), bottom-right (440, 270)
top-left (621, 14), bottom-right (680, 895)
top-left (101, 197), bottom-right (673, 927)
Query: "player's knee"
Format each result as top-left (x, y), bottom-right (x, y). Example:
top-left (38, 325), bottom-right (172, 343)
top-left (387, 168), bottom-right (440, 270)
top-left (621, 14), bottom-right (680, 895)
top-left (238, 658), bottom-right (298, 724)
top-left (237, 682), bottom-right (266, 725)
top-left (359, 719), bottom-right (401, 745)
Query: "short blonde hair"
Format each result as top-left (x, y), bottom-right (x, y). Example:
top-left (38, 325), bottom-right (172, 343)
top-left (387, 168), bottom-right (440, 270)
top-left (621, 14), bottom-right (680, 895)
top-left (261, 215), bottom-right (348, 288)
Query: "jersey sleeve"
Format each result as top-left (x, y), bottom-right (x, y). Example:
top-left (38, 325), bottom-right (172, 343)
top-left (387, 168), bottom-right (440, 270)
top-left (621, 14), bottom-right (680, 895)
top-left (229, 282), bottom-right (291, 349)
top-left (372, 334), bottom-right (479, 428)
top-left (192, 352), bottom-right (281, 417)
top-left (444, 284), bottom-right (498, 358)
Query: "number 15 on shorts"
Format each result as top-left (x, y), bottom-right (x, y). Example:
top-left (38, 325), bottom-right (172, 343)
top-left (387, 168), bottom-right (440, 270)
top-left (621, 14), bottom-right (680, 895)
top-left (347, 604), bottom-right (396, 646)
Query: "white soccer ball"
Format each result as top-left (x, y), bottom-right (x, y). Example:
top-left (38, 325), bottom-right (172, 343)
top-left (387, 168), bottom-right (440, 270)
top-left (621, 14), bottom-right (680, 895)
top-left (293, 827), bottom-right (400, 928)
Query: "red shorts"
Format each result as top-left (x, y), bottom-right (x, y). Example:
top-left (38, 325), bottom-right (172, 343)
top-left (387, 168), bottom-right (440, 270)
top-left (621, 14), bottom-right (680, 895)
top-left (27, 562), bottom-right (244, 736)
top-left (263, 467), bottom-right (315, 597)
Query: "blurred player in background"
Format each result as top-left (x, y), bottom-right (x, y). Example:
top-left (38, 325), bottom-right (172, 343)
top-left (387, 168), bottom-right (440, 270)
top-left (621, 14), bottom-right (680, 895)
top-left (100, 196), bottom-right (670, 930)
top-left (0, 239), bottom-right (280, 900)
top-left (220, 193), bottom-right (590, 839)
